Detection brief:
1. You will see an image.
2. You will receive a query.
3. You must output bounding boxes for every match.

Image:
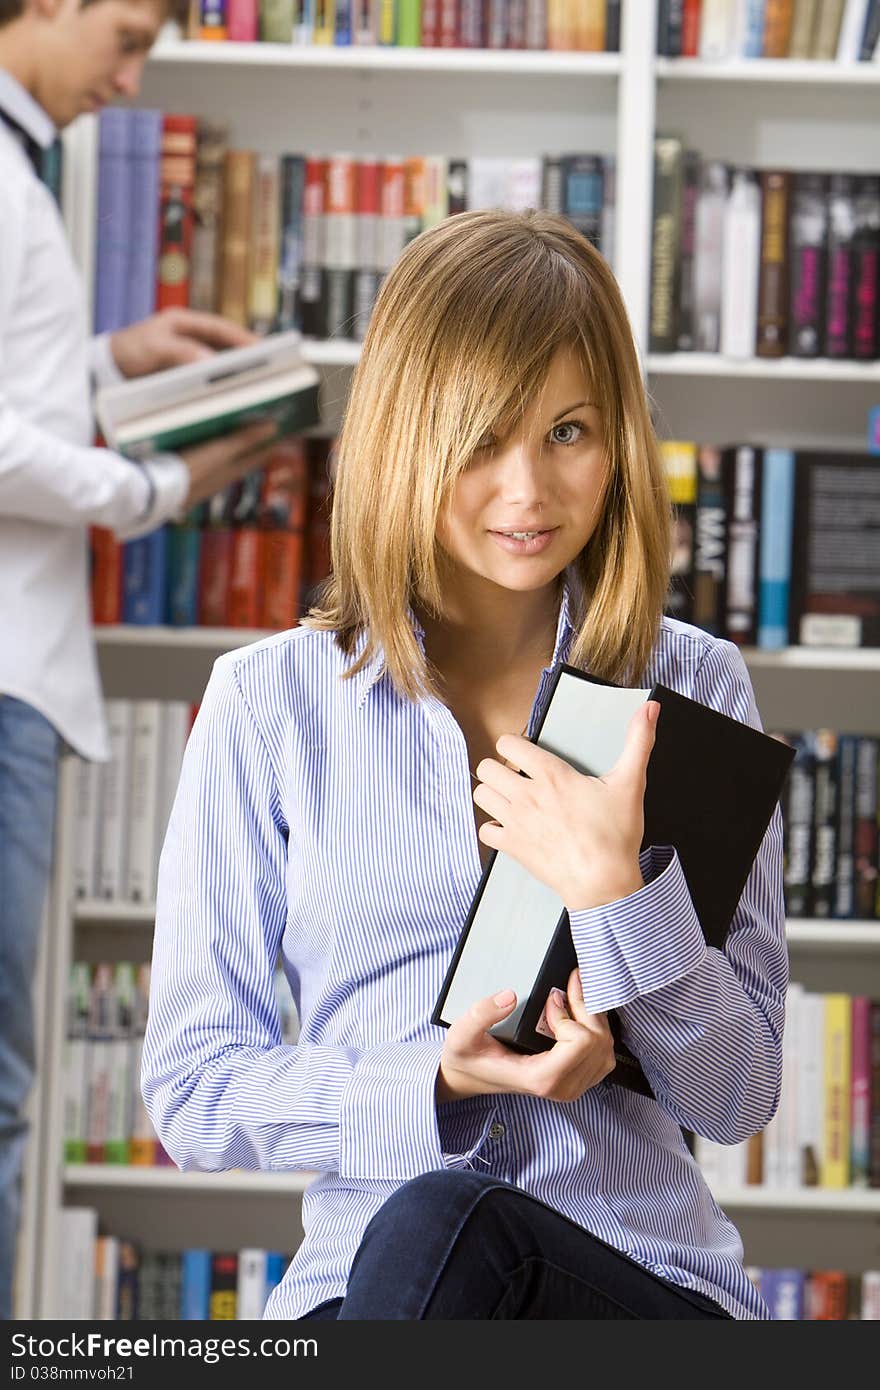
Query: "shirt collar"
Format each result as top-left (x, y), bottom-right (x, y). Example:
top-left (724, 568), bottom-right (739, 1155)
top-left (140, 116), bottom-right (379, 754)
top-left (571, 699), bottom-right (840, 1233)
top-left (354, 574), bottom-right (578, 709)
top-left (0, 69), bottom-right (57, 151)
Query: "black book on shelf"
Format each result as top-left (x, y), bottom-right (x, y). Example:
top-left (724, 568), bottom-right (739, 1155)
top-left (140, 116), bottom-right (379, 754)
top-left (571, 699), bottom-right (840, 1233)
top-left (432, 663), bottom-right (795, 1098)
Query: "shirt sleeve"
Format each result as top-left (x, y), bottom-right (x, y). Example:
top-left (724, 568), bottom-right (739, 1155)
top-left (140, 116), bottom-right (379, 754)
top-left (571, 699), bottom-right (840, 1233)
top-left (567, 639), bottom-right (787, 1144)
top-left (87, 333), bottom-right (125, 393)
top-left (0, 392), bottom-right (190, 539)
top-left (142, 654), bottom-right (488, 1182)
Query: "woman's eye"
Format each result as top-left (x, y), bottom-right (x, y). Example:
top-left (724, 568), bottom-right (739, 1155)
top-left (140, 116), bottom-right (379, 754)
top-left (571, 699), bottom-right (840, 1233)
top-left (550, 421), bottom-right (585, 446)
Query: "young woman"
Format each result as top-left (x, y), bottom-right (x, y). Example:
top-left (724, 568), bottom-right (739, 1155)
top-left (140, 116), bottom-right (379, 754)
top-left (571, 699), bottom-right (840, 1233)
top-left (142, 209), bottom-right (786, 1321)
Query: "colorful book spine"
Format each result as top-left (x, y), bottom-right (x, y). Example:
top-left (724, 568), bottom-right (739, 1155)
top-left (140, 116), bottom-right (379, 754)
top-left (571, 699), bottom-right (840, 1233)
top-left (156, 116), bottom-right (197, 312)
top-left (788, 172), bottom-right (828, 357)
top-left (783, 731), bottom-right (817, 918)
top-left (220, 149), bottom-right (254, 327)
top-left (756, 447), bottom-right (795, 649)
top-left (649, 136), bottom-right (683, 351)
top-left (811, 729), bottom-right (839, 919)
top-left (249, 154), bottom-right (281, 334)
top-left (832, 734), bottom-right (858, 918)
top-left (853, 736), bottom-right (878, 921)
top-left (762, 0), bottom-right (794, 56)
top-left (126, 110), bottom-right (162, 325)
top-left (200, 0), bottom-right (228, 38)
top-left (821, 994), bottom-right (852, 1187)
top-left (825, 173), bottom-right (856, 357)
top-left (851, 175), bottom-right (880, 360)
top-left (278, 154), bottom-right (307, 333)
top-left (63, 964), bottom-right (91, 1164)
top-left (94, 109), bottom-right (134, 334)
top-left (851, 995), bottom-right (871, 1185)
top-left (397, 0), bottom-right (422, 43)
top-left (181, 1250), bottom-right (212, 1320)
top-left (756, 170), bottom-right (791, 357)
top-left (228, 0), bottom-right (259, 39)
top-left (190, 121), bottom-right (228, 315)
top-left (122, 530), bottom-right (169, 626)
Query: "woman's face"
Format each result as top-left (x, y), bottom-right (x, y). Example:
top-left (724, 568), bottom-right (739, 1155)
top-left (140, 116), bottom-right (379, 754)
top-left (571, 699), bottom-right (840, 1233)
top-left (436, 346), bottom-right (608, 597)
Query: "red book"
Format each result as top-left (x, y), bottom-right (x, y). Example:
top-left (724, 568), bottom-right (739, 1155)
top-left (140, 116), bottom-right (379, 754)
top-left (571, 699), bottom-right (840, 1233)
top-left (681, 0), bottom-right (702, 56)
top-left (439, 0), bottom-right (459, 46)
top-left (156, 115), bottom-right (197, 311)
top-left (305, 438), bottom-right (334, 596)
top-left (226, 0), bottom-right (257, 40)
top-left (227, 471), bottom-right (264, 627)
top-left (197, 483), bottom-right (237, 626)
top-left (805, 1271), bottom-right (848, 1320)
top-left (90, 527), bottom-right (123, 624)
top-left (421, 0), bottom-right (441, 44)
top-left (259, 439), bottom-right (309, 631)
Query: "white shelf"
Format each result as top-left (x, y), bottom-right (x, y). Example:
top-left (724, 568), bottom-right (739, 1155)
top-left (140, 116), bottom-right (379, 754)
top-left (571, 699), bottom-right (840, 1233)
top-left (94, 624), bottom-right (272, 650)
top-left (712, 1187), bottom-right (880, 1212)
top-left (74, 900), bottom-right (155, 924)
top-left (655, 58), bottom-right (880, 85)
top-left (302, 338), bottom-right (361, 366)
top-left (785, 922), bottom-right (880, 948)
top-left (740, 646), bottom-right (880, 670)
top-left (150, 39), bottom-right (623, 77)
top-left (64, 1164), bottom-right (314, 1195)
top-left (646, 353), bottom-right (880, 382)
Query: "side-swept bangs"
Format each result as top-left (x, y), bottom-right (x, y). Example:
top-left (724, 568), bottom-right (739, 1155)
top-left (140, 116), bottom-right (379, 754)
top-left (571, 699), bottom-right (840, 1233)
top-left (302, 208), bottom-right (672, 701)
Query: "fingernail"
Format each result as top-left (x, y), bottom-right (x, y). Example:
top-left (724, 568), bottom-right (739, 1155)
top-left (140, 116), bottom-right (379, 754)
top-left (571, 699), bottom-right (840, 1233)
top-left (551, 988), bottom-right (566, 1010)
top-left (647, 701), bottom-right (660, 726)
top-left (493, 989), bottom-right (516, 1008)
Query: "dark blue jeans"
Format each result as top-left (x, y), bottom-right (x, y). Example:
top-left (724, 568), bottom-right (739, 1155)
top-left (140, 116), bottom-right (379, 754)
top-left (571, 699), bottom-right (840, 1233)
top-left (303, 1170), bottom-right (732, 1320)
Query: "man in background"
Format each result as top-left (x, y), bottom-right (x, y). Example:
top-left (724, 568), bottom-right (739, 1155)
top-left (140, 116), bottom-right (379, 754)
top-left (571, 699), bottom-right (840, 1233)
top-left (0, 0), bottom-right (276, 1317)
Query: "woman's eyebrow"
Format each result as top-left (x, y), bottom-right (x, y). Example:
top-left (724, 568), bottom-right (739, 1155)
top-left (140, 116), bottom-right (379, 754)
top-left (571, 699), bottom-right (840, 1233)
top-left (550, 399), bottom-right (595, 421)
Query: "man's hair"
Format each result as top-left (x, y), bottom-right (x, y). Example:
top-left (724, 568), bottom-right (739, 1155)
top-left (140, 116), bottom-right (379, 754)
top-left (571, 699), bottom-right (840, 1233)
top-left (302, 208), bottom-right (674, 703)
top-left (0, 0), bottom-right (174, 29)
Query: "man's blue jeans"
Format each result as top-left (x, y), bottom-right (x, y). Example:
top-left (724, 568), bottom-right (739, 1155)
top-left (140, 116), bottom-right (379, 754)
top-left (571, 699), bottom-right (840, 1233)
top-left (0, 697), bottom-right (61, 1320)
top-left (304, 1170), bottom-right (732, 1320)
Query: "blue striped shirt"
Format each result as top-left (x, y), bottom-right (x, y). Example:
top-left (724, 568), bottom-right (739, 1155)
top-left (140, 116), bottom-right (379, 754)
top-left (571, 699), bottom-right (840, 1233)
top-left (143, 585), bottom-right (786, 1320)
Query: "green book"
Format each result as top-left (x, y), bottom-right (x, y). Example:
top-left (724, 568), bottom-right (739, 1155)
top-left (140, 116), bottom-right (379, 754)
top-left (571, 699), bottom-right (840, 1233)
top-left (396, 0), bottom-right (421, 45)
top-left (95, 330), bottom-right (321, 460)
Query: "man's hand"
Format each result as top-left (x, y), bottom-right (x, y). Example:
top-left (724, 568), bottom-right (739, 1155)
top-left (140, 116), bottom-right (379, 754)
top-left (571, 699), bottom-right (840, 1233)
top-left (110, 307), bottom-right (258, 378)
top-left (436, 968), bottom-right (615, 1105)
top-left (178, 421), bottom-right (281, 511)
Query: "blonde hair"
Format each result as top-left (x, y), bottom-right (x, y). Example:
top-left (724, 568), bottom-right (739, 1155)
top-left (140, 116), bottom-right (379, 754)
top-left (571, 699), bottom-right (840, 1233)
top-left (302, 208), bottom-right (672, 700)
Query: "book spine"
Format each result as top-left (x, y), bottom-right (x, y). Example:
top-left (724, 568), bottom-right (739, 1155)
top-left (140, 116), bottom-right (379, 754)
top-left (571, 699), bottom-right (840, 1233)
top-left (89, 527), bottom-right (123, 625)
top-left (870, 1000), bottom-right (880, 1187)
top-left (104, 962), bottom-right (133, 1165)
top-left (59, 1210), bottom-right (98, 1319)
top-left (438, 0), bottom-right (459, 44)
top-left (72, 759), bottom-right (101, 901)
top-left (220, 150), bottom-right (255, 328)
top-left (379, 156), bottom-right (407, 282)
top-left (681, 0), bottom-right (701, 54)
top-left (181, 1250), bottom-right (212, 1320)
top-left (396, 0), bottom-right (422, 43)
top-left (756, 170), bottom-right (791, 357)
top-left (94, 1236), bottom-right (120, 1321)
top-left (600, 153), bottom-right (616, 271)
top-left (249, 154), bottom-right (281, 334)
top-left (788, 172), bottom-right (828, 357)
top-left (313, 0), bottom-right (337, 41)
top-left (278, 154), bottom-right (307, 333)
top-left (661, 440), bottom-right (698, 623)
top-left (190, 121), bottom-right (228, 315)
top-left (821, 993), bottom-right (851, 1188)
top-left (851, 175), bottom-right (880, 360)
top-left (304, 439), bottom-right (333, 601)
top-left (756, 446), bottom-right (795, 649)
top-left (420, 0), bottom-right (440, 42)
top-left (63, 963), bottom-right (91, 1165)
top-left (832, 733), bottom-right (857, 918)
top-left (762, 0), bottom-right (794, 57)
top-left (259, 439), bottom-right (309, 629)
top-left (236, 1249), bottom-right (268, 1320)
top-left (824, 173), bottom-right (856, 357)
top-left (658, 0), bottom-right (684, 54)
top-left (836, 0), bottom-right (871, 59)
top-left (353, 158), bottom-right (381, 341)
top-left (810, 729), bottom-right (839, 919)
top-left (128, 963), bottom-right (157, 1165)
top-left (299, 157), bottom-right (326, 338)
top-left (722, 444), bottom-right (762, 645)
top-left (797, 990), bottom-right (823, 1185)
top-left (649, 136), bottom-right (683, 352)
top-left (94, 109), bottom-right (134, 334)
top-left (851, 995), bottom-right (871, 1185)
top-left (122, 529), bottom-right (168, 625)
top-left (853, 736), bottom-right (878, 921)
top-left (97, 702), bottom-right (133, 901)
top-left (200, 0), bottom-right (228, 37)
top-left (860, 0), bottom-right (880, 55)
top-left (693, 160), bottom-right (728, 353)
top-left (126, 110), bottom-right (163, 324)
top-left (125, 701), bottom-right (163, 903)
top-left (783, 731), bottom-right (817, 919)
top-left (227, 469), bottom-right (265, 628)
top-left (167, 513), bottom-right (204, 628)
top-left (209, 1253), bottom-right (238, 1319)
top-left (228, 0), bottom-right (259, 38)
top-left (156, 116), bottom-right (197, 311)
top-left (85, 963), bottom-right (114, 1162)
top-left (116, 1241), bottom-right (140, 1320)
top-left (323, 154), bottom-right (357, 339)
top-left (561, 153), bottom-right (604, 250)
top-left (699, 0), bottom-right (734, 57)
top-left (692, 445), bottom-right (726, 635)
top-left (676, 150), bottom-right (701, 351)
top-left (787, 0), bottom-right (818, 58)
top-left (762, 1268), bottom-right (805, 1320)
top-left (780, 980), bottom-right (803, 1188)
top-left (720, 168), bottom-right (762, 357)
top-left (735, 0), bottom-right (767, 57)
top-left (261, 0), bottom-right (295, 39)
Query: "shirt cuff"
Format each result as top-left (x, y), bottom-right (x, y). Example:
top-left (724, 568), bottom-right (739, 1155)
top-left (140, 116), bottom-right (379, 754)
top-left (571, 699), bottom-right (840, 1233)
top-left (115, 454), bottom-right (190, 541)
top-left (338, 1040), bottom-right (455, 1182)
top-left (568, 847), bottom-right (708, 1013)
top-left (88, 333), bottom-right (126, 392)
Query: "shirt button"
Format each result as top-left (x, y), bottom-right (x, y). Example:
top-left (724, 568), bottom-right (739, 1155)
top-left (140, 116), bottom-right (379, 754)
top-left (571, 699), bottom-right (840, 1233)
top-left (488, 1122), bottom-right (505, 1140)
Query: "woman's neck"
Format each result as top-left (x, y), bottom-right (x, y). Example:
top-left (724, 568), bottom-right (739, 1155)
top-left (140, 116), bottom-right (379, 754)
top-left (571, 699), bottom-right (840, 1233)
top-left (417, 581), bottom-right (562, 690)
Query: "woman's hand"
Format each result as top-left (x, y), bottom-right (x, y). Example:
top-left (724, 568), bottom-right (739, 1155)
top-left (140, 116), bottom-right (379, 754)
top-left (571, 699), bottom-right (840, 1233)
top-left (437, 968), bottom-right (615, 1104)
top-left (472, 700), bottom-right (660, 912)
top-left (109, 307), bottom-right (258, 378)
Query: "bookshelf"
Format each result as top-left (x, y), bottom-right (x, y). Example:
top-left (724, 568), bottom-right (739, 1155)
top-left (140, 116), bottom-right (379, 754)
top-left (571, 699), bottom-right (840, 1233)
top-left (18, 0), bottom-right (880, 1319)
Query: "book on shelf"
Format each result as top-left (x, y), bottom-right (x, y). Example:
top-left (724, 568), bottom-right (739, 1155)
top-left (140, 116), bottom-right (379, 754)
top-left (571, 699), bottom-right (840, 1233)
top-left (432, 662), bottom-right (795, 1095)
top-left (95, 330), bottom-right (321, 460)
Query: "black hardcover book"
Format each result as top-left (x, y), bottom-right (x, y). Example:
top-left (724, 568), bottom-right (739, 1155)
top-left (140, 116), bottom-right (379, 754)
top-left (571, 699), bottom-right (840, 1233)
top-left (432, 664), bottom-right (795, 1098)
top-left (788, 171), bottom-right (828, 358)
top-left (780, 730), bottom-right (817, 919)
top-left (810, 728), bottom-right (839, 919)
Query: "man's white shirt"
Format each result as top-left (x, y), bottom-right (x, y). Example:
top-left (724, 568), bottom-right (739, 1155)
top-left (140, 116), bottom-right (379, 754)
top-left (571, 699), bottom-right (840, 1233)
top-left (0, 70), bottom-right (189, 759)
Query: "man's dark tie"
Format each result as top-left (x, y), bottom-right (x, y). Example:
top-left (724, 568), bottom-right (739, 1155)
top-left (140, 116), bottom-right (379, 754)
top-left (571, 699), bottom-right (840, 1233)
top-left (0, 106), bottom-right (43, 177)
